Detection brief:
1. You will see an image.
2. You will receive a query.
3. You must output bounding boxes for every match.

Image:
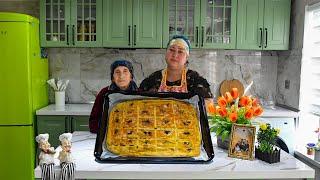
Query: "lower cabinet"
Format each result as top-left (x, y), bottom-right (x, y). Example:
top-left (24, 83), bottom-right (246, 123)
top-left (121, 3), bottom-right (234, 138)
top-left (36, 115), bottom-right (89, 147)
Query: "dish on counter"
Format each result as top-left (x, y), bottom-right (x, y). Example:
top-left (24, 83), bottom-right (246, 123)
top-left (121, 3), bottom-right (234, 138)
top-left (106, 99), bottom-right (201, 157)
top-left (94, 92), bottom-right (214, 163)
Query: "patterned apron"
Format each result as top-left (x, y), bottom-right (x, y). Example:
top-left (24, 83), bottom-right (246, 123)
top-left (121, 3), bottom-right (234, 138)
top-left (158, 68), bottom-right (188, 93)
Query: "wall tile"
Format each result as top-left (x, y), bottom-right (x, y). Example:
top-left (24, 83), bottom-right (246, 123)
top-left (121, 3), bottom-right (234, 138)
top-left (47, 49), bottom-right (278, 103)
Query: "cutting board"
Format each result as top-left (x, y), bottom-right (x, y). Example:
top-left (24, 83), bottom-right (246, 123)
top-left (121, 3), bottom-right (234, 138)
top-left (219, 79), bottom-right (244, 97)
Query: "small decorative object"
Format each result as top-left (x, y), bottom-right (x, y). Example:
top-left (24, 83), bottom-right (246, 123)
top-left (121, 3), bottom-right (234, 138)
top-left (35, 133), bottom-right (56, 180)
top-left (47, 78), bottom-right (69, 109)
top-left (306, 143), bottom-right (316, 155)
top-left (228, 124), bottom-right (256, 160)
top-left (208, 82), bottom-right (263, 150)
top-left (58, 133), bottom-right (75, 180)
top-left (255, 123), bottom-right (281, 163)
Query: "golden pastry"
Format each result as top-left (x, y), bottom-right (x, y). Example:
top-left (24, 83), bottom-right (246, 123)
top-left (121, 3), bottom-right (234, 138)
top-left (106, 99), bottom-right (201, 157)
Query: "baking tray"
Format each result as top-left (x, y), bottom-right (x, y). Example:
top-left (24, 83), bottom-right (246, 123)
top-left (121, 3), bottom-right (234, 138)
top-left (94, 91), bottom-right (214, 163)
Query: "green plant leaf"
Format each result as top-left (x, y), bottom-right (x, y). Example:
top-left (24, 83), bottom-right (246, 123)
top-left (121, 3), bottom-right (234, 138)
top-left (216, 126), bottom-right (223, 136)
top-left (221, 130), bottom-right (230, 141)
top-left (210, 124), bottom-right (218, 132)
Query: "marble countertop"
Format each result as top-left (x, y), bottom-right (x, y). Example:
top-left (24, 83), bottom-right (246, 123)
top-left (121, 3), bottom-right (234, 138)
top-left (295, 145), bottom-right (320, 169)
top-left (34, 131), bottom-right (314, 179)
top-left (36, 104), bottom-right (93, 116)
top-left (36, 104), bottom-right (299, 118)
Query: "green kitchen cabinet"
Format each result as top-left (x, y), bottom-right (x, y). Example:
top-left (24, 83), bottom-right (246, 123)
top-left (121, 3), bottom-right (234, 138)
top-left (40, 0), bottom-right (102, 47)
top-left (37, 116), bottom-right (68, 147)
top-left (37, 115), bottom-right (89, 147)
top-left (103, 0), bottom-right (163, 48)
top-left (71, 115), bottom-right (90, 131)
top-left (236, 0), bottom-right (291, 50)
top-left (163, 0), bottom-right (237, 49)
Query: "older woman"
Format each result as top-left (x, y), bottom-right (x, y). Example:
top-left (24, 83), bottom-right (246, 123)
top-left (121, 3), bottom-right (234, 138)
top-left (140, 35), bottom-right (213, 98)
top-left (89, 60), bottom-right (138, 133)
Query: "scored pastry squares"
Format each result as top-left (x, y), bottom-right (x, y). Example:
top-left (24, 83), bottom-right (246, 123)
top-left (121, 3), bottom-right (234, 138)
top-left (156, 140), bottom-right (177, 156)
top-left (139, 139), bottom-right (156, 147)
top-left (123, 117), bottom-right (138, 128)
top-left (109, 106), bottom-right (123, 124)
top-left (156, 116), bottom-right (175, 128)
top-left (139, 117), bottom-right (155, 128)
top-left (155, 101), bottom-right (174, 116)
top-left (156, 147), bottom-right (176, 156)
top-left (177, 129), bottom-right (198, 140)
top-left (124, 101), bottom-right (138, 116)
top-left (110, 128), bottom-right (121, 138)
top-left (176, 140), bottom-right (200, 156)
top-left (173, 102), bottom-right (195, 117)
top-left (137, 129), bottom-right (156, 139)
top-left (176, 117), bottom-right (195, 129)
top-left (106, 99), bottom-right (201, 157)
top-left (155, 129), bottom-right (176, 140)
top-left (157, 139), bottom-right (176, 148)
top-left (122, 128), bottom-right (138, 139)
top-left (139, 103), bottom-right (155, 117)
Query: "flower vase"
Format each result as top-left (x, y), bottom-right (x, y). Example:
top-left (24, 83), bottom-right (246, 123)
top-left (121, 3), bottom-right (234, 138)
top-left (217, 135), bottom-right (230, 150)
top-left (255, 147), bottom-right (280, 164)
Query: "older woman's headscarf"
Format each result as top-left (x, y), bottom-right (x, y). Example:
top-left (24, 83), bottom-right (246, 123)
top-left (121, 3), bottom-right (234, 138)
top-left (109, 59), bottom-right (138, 91)
top-left (167, 35), bottom-right (191, 56)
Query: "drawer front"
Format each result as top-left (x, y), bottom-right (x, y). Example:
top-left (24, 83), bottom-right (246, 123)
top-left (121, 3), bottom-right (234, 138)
top-left (37, 116), bottom-right (68, 147)
top-left (71, 116), bottom-right (89, 131)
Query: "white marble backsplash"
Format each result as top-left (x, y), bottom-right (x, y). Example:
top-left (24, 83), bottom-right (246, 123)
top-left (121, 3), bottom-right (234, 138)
top-left (48, 48), bottom-right (278, 104)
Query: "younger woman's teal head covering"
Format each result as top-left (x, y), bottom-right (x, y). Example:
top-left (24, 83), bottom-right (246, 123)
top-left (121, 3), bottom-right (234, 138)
top-left (167, 35), bottom-right (191, 56)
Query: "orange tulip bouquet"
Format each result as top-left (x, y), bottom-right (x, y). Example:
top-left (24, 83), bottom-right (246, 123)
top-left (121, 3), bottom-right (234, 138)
top-left (207, 87), bottom-right (264, 141)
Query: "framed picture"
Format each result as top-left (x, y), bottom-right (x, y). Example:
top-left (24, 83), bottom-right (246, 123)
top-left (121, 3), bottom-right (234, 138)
top-left (228, 124), bottom-right (256, 160)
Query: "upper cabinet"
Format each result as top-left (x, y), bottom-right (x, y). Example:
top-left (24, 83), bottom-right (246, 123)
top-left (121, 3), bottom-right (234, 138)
top-left (236, 0), bottom-right (291, 50)
top-left (39, 0), bottom-right (291, 50)
top-left (40, 0), bottom-right (103, 47)
top-left (163, 0), bottom-right (237, 49)
top-left (103, 0), bottom-right (163, 48)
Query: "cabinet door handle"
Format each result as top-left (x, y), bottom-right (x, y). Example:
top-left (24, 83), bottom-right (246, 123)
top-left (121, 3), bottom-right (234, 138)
top-left (259, 28), bottom-right (262, 48)
top-left (70, 116), bottom-right (74, 132)
top-left (65, 116), bottom-right (69, 132)
top-left (66, 25), bottom-right (69, 45)
top-left (128, 25), bottom-right (131, 46)
top-left (201, 26), bottom-right (204, 47)
top-left (195, 26), bottom-right (199, 47)
top-left (264, 28), bottom-right (268, 48)
top-left (72, 25), bottom-right (75, 45)
top-left (134, 25), bottom-right (137, 46)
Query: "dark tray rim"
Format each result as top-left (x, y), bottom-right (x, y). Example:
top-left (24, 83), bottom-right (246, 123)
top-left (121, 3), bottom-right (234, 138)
top-left (94, 91), bottom-right (214, 164)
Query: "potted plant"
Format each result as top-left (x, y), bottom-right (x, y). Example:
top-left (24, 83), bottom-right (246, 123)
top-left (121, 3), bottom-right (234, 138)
top-left (255, 123), bottom-right (281, 163)
top-left (208, 87), bottom-right (263, 150)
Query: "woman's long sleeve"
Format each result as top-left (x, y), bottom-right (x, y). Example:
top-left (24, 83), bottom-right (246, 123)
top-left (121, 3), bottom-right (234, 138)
top-left (89, 87), bottom-right (109, 133)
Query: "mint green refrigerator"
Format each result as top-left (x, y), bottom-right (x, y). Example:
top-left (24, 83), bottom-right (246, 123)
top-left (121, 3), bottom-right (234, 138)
top-left (0, 12), bottom-right (48, 180)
